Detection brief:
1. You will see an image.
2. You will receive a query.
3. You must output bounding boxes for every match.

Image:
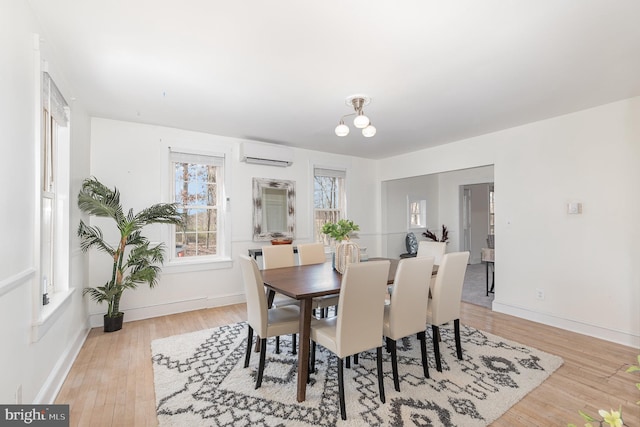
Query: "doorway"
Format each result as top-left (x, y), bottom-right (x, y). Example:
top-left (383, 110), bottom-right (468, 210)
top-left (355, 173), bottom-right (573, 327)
top-left (460, 182), bottom-right (495, 308)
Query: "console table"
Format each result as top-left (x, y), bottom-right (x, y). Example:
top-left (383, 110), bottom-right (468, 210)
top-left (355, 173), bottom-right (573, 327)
top-left (481, 248), bottom-right (495, 296)
top-left (248, 246), bottom-right (299, 260)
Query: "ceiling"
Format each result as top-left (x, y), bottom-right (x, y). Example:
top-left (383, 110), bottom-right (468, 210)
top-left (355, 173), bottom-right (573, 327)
top-left (27, 1), bottom-right (640, 159)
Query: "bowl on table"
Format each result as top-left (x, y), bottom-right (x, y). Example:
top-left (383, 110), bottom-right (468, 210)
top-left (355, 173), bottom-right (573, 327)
top-left (270, 238), bottom-right (293, 245)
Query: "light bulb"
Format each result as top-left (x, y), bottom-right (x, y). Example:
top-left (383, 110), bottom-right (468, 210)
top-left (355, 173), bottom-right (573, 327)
top-left (335, 122), bottom-right (350, 137)
top-left (353, 114), bottom-right (370, 129)
top-left (362, 124), bottom-right (376, 137)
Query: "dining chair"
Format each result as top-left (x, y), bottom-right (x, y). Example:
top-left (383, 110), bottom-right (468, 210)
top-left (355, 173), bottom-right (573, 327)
top-left (297, 243), bottom-right (339, 318)
top-left (309, 260), bottom-right (390, 420)
top-left (417, 241), bottom-right (446, 265)
top-left (426, 251), bottom-right (470, 372)
top-left (417, 241), bottom-right (447, 295)
top-left (239, 255), bottom-right (300, 389)
top-left (262, 244), bottom-right (299, 353)
top-left (383, 256), bottom-right (435, 391)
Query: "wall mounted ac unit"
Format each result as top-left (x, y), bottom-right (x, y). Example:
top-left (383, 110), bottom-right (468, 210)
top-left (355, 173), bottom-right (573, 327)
top-left (239, 141), bottom-right (293, 167)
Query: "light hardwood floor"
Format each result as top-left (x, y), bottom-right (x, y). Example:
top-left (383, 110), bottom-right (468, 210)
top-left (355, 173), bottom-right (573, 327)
top-left (55, 302), bottom-right (639, 426)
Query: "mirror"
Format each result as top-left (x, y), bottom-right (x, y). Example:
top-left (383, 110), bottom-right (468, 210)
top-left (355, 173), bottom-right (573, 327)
top-left (252, 178), bottom-right (295, 241)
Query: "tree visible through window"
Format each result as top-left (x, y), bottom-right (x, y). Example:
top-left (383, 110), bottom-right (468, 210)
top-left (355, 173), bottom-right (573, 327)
top-left (314, 167), bottom-right (346, 244)
top-left (171, 151), bottom-right (224, 258)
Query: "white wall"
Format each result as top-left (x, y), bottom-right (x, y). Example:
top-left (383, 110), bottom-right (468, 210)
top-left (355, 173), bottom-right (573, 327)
top-left (381, 166), bottom-right (494, 259)
top-left (381, 97), bottom-right (640, 347)
top-left (0, 0), bottom-right (91, 404)
top-left (87, 118), bottom-right (381, 325)
top-left (382, 174), bottom-right (439, 256)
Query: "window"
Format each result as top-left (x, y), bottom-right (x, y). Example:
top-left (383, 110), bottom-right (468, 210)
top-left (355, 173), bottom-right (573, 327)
top-left (313, 167), bottom-right (346, 244)
top-left (408, 197), bottom-right (427, 229)
top-left (41, 72), bottom-right (70, 305)
top-left (170, 150), bottom-right (226, 260)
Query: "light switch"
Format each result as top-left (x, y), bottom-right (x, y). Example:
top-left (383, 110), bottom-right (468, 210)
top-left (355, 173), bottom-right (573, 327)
top-left (567, 202), bottom-right (582, 214)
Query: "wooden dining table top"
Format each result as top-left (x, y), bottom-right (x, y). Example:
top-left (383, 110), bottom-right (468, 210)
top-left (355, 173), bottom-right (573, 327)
top-left (260, 257), bottom-right (400, 299)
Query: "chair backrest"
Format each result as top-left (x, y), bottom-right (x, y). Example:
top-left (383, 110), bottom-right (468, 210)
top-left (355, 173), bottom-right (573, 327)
top-left (387, 256), bottom-right (435, 339)
top-left (297, 243), bottom-right (326, 265)
top-left (429, 251), bottom-right (470, 325)
top-left (335, 260), bottom-right (390, 358)
top-left (239, 255), bottom-right (268, 336)
top-left (262, 244), bottom-right (295, 269)
top-left (417, 241), bottom-right (446, 265)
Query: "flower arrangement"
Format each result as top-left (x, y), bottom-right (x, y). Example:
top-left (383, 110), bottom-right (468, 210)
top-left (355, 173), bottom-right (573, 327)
top-left (568, 355), bottom-right (639, 427)
top-left (321, 219), bottom-right (359, 242)
top-left (423, 224), bottom-right (449, 243)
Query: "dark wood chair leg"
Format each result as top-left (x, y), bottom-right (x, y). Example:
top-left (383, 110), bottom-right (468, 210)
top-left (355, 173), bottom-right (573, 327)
top-left (292, 334), bottom-right (297, 355)
top-left (454, 319), bottom-right (463, 360)
top-left (432, 325), bottom-right (442, 372)
top-left (275, 336), bottom-right (280, 354)
top-left (417, 330), bottom-right (430, 378)
top-left (338, 357), bottom-right (346, 420)
top-left (388, 337), bottom-right (400, 392)
top-left (353, 353), bottom-right (358, 364)
top-left (346, 355), bottom-right (351, 369)
top-left (256, 338), bottom-right (267, 389)
top-left (244, 326), bottom-right (254, 368)
top-left (376, 347), bottom-right (386, 403)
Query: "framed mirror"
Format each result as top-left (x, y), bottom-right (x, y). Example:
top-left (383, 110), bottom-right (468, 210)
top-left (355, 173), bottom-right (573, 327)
top-left (252, 178), bottom-right (296, 241)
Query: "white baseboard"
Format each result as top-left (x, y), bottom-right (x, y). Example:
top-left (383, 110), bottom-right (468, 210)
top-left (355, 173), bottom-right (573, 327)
top-left (88, 293), bottom-right (246, 328)
top-left (34, 324), bottom-right (90, 404)
top-left (492, 302), bottom-right (640, 348)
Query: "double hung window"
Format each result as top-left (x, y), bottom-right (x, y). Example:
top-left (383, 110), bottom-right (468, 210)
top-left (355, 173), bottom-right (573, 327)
top-left (41, 72), bottom-right (70, 304)
top-left (313, 167), bottom-right (346, 244)
top-left (170, 151), bottom-right (226, 260)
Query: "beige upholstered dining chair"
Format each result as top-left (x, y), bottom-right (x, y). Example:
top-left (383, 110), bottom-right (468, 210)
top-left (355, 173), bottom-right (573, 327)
top-left (417, 241), bottom-right (447, 294)
top-left (417, 241), bottom-right (446, 265)
top-left (239, 255), bottom-right (300, 389)
top-left (383, 256), bottom-right (435, 391)
top-left (309, 260), bottom-right (390, 420)
top-left (261, 244), bottom-right (299, 353)
top-left (262, 245), bottom-right (299, 309)
top-left (296, 242), bottom-right (325, 265)
top-left (426, 251), bottom-right (470, 372)
top-left (297, 243), bottom-right (339, 318)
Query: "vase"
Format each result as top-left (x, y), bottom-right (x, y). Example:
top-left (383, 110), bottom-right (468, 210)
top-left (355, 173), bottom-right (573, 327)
top-left (334, 240), bottom-right (360, 274)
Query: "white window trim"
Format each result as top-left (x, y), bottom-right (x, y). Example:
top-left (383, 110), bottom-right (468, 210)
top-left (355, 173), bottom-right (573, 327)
top-left (310, 163), bottom-right (349, 244)
top-left (161, 145), bottom-right (233, 271)
top-left (31, 41), bottom-right (73, 341)
top-left (407, 196), bottom-right (427, 230)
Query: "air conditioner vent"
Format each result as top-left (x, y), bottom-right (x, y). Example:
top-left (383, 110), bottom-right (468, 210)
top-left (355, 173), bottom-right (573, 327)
top-left (239, 141), bottom-right (293, 167)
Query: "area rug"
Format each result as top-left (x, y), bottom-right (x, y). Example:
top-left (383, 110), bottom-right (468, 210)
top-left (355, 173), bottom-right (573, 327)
top-left (151, 322), bottom-right (563, 426)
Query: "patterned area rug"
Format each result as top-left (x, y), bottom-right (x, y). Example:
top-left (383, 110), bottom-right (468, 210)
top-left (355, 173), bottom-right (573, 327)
top-left (151, 322), bottom-right (563, 426)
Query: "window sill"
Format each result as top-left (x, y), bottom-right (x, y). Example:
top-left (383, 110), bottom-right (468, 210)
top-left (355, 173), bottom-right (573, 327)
top-left (32, 288), bottom-right (75, 342)
top-left (164, 257), bottom-right (233, 274)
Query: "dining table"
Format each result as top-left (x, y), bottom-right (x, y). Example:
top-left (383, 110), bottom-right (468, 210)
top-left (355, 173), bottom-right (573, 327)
top-left (260, 257), bottom-right (436, 402)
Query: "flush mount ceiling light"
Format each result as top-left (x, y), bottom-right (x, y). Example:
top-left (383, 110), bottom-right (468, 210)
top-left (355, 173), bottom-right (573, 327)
top-left (334, 95), bottom-right (377, 138)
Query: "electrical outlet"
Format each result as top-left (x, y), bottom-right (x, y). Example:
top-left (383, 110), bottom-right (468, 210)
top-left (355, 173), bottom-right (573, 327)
top-left (536, 288), bottom-right (545, 300)
top-left (15, 384), bottom-right (22, 404)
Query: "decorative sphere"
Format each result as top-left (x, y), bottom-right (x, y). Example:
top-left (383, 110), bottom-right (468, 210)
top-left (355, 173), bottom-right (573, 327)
top-left (335, 123), bottom-right (350, 136)
top-left (353, 114), bottom-right (370, 129)
top-left (362, 124), bottom-right (376, 137)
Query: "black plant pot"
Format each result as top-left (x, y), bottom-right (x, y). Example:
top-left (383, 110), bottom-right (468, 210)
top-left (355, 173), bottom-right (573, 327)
top-left (103, 312), bottom-right (124, 332)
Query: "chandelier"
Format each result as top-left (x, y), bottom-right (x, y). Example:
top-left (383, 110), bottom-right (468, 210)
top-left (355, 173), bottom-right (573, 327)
top-left (334, 95), bottom-right (377, 138)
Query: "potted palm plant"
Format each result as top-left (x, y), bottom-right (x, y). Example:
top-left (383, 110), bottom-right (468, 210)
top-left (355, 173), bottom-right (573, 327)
top-left (77, 177), bottom-right (183, 332)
